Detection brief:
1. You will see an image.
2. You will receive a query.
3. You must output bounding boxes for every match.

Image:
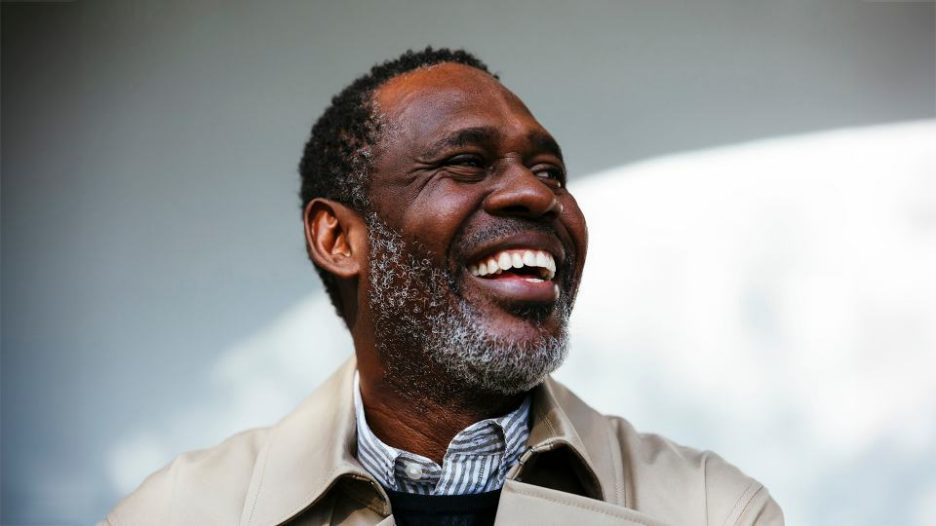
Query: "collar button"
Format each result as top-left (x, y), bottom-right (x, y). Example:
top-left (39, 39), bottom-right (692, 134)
top-left (403, 461), bottom-right (424, 480)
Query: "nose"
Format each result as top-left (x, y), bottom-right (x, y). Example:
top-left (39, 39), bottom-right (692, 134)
top-left (482, 162), bottom-right (562, 221)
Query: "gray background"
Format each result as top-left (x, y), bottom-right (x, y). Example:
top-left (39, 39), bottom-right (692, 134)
top-left (2, 1), bottom-right (934, 524)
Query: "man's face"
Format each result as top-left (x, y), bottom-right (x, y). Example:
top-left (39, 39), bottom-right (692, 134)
top-left (363, 63), bottom-right (588, 396)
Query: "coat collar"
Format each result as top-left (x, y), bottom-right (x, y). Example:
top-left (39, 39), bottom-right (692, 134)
top-left (516, 376), bottom-right (624, 504)
top-left (240, 357), bottom-right (383, 526)
top-left (241, 357), bottom-right (622, 525)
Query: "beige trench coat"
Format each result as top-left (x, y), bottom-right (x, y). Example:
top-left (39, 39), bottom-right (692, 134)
top-left (102, 358), bottom-right (783, 525)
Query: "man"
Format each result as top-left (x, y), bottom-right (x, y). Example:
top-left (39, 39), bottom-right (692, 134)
top-left (103, 48), bottom-right (783, 525)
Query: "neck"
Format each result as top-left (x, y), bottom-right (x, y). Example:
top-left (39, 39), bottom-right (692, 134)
top-left (357, 360), bottom-right (526, 465)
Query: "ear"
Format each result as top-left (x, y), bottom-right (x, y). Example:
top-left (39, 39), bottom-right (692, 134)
top-left (303, 198), bottom-right (367, 279)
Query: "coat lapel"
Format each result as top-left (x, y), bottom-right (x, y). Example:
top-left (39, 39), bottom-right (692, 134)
top-left (495, 480), bottom-right (671, 526)
top-left (518, 377), bottom-right (627, 506)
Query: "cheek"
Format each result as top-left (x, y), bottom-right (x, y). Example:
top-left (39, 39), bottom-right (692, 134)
top-left (562, 195), bottom-right (589, 258)
top-left (402, 183), bottom-right (483, 254)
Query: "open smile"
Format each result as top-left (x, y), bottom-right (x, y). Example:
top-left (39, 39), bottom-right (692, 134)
top-left (464, 247), bottom-right (561, 304)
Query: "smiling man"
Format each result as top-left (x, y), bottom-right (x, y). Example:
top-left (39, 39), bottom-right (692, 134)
top-left (102, 48), bottom-right (783, 526)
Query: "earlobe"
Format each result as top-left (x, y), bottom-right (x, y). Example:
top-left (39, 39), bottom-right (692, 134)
top-left (304, 198), bottom-right (366, 279)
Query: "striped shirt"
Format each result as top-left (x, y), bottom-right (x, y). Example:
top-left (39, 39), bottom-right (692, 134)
top-left (353, 373), bottom-right (531, 495)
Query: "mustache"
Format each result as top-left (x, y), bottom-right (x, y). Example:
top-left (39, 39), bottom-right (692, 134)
top-left (450, 219), bottom-right (563, 261)
top-left (449, 218), bottom-right (578, 295)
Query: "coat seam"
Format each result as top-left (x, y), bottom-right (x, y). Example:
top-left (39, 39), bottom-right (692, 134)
top-left (730, 484), bottom-right (767, 526)
top-left (605, 420), bottom-right (625, 506)
top-left (342, 474), bottom-right (390, 515)
top-left (242, 441), bottom-right (273, 526)
top-left (720, 480), bottom-right (762, 526)
top-left (702, 453), bottom-right (710, 525)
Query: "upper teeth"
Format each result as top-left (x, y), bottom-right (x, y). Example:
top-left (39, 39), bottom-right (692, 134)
top-left (468, 249), bottom-right (556, 280)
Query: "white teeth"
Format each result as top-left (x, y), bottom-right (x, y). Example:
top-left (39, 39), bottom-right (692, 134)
top-left (470, 248), bottom-right (558, 279)
top-left (536, 250), bottom-right (557, 280)
top-left (497, 252), bottom-right (512, 271)
top-left (535, 252), bottom-right (549, 269)
top-left (544, 254), bottom-right (556, 275)
top-left (511, 253), bottom-right (524, 269)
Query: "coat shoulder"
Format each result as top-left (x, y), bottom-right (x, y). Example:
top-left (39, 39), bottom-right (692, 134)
top-left (102, 426), bottom-right (271, 526)
top-left (606, 415), bottom-right (784, 526)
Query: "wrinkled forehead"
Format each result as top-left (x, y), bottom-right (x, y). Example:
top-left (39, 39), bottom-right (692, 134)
top-left (373, 63), bottom-right (542, 143)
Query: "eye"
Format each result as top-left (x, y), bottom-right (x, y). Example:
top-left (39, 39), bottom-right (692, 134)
top-left (532, 165), bottom-right (565, 188)
top-left (442, 154), bottom-right (489, 182)
top-left (447, 154), bottom-right (486, 169)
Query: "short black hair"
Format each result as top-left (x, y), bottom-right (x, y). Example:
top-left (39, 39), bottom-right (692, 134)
top-left (299, 47), bottom-right (496, 318)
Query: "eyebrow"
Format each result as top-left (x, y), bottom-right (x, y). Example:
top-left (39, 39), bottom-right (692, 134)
top-left (529, 131), bottom-right (564, 162)
top-left (422, 126), bottom-right (564, 162)
top-left (422, 127), bottom-right (498, 159)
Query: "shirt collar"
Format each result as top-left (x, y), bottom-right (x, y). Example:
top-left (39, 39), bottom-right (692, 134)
top-left (352, 372), bottom-right (531, 495)
top-left (242, 356), bottom-right (613, 525)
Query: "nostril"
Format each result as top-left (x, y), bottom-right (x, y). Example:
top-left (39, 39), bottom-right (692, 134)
top-left (492, 203), bottom-right (561, 221)
top-left (501, 205), bottom-right (532, 215)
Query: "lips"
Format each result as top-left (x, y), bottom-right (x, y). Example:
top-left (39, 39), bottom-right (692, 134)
top-left (468, 248), bottom-right (556, 281)
top-left (460, 233), bottom-right (565, 305)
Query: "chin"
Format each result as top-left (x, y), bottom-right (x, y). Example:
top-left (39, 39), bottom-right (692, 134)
top-left (420, 298), bottom-right (570, 396)
top-left (476, 308), bottom-right (561, 343)
top-left (461, 285), bottom-right (569, 337)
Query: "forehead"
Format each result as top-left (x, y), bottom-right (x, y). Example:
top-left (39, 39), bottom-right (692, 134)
top-left (373, 63), bottom-right (544, 143)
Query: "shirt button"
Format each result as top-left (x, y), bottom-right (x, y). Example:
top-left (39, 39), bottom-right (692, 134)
top-left (403, 462), bottom-right (423, 480)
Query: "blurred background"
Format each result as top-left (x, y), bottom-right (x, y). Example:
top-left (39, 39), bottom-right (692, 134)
top-left (2, 1), bottom-right (934, 524)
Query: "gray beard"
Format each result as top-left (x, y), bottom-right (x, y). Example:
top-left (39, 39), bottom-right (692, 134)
top-left (366, 214), bottom-right (570, 400)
